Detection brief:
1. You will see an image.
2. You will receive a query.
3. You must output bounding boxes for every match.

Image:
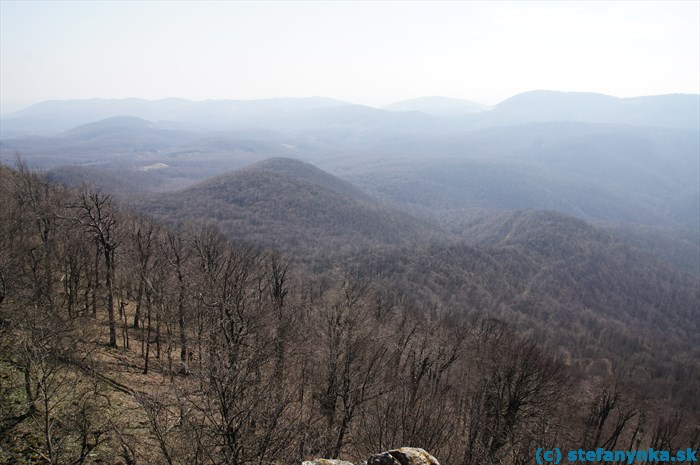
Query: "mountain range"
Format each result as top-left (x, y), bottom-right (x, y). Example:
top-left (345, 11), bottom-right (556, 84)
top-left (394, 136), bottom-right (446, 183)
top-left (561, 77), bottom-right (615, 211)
top-left (2, 91), bottom-right (698, 138)
top-left (3, 90), bottom-right (697, 257)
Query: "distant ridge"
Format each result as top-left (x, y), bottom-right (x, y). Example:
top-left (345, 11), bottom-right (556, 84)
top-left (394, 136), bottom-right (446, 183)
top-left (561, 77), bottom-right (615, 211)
top-left (0, 96), bottom-right (350, 135)
top-left (55, 115), bottom-right (196, 147)
top-left (62, 116), bottom-right (156, 139)
top-left (491, 90), bottom-right (700, 128)
top-left (382, 96), bottom-right (488, 115)
top-left (2, 91), bottom-right (698, 137)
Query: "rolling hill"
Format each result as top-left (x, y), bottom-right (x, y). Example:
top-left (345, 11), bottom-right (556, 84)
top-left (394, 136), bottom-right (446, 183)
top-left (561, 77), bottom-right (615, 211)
top-left (0, 96), bottom-right (349, 136)
top-left (334, 209), bottom-right (700, 406)
top-left (486, 90), bottom-right (700, 129)
top-left (140, 158), bottom-right (442, 260)
top-left (241, 157), bottom-right (373, 202)
top-left (136, 158), bottom-right (700, 369)
top-left (3, 162), bottom-right (699, 464)
top-left (136, 154), bottom-right (700, 407)
top-left (339, 122), bottom-right (700, 230)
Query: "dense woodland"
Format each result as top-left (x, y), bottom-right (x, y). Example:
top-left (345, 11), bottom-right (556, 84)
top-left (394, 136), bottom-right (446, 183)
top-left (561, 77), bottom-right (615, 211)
top-left (1, 161), bottom-right (699, 464)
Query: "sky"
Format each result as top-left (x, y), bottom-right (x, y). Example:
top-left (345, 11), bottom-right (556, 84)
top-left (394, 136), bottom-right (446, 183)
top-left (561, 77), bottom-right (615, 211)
top-left (1, 0), bottom-right (699, 114)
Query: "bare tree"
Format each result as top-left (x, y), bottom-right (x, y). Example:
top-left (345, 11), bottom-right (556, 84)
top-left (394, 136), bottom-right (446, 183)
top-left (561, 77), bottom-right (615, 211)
top-left (74, 191), bottom-right (121, 347)
top-left (166, 231), bottom-right (190, 363)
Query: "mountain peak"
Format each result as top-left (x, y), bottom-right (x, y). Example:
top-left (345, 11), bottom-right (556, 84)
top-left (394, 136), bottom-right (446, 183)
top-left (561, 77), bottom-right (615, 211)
top-left (496, 90), bottom-right (618, 111)
top-left (241, 157), bottom-right (372, 202)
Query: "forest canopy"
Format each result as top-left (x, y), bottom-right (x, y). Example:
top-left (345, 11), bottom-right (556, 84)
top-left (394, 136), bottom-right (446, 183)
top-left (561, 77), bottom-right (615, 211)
top-left (1, 162), bottom-right (698, 464)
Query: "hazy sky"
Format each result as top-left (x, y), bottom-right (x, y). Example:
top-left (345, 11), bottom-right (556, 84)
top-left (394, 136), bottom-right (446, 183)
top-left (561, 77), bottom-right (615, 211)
top-left (1, 1), bottom-right (699, 113)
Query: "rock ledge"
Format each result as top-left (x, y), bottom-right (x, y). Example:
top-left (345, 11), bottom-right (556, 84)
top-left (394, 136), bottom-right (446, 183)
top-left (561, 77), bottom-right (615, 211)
top-left (304, 447), bottom-right (439, 465)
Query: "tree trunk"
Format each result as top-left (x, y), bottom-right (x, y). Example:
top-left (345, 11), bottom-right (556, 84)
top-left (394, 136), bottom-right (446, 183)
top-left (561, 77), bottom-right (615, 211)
top-left (104, 247), bottom-right (117, 347)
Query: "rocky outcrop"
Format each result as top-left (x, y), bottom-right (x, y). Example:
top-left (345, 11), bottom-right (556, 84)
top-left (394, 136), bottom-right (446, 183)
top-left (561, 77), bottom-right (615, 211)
top-left (365, 448), bottom-right (440, 465)
top-left (303, 460), bottom-right (355, 465)
top-left (304, 447), bottom-right (439, 465)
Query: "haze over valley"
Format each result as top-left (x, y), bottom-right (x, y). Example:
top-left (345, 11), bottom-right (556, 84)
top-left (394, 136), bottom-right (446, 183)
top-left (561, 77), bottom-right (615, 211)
top-left (3, 91), bottom-right (698, 268)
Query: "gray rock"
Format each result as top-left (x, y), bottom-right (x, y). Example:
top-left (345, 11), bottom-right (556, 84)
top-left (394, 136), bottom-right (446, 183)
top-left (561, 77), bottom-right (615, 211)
top-left (365, 448), bottom-right (440, 465)
top-left (303, 459), bottom-right (355, 465)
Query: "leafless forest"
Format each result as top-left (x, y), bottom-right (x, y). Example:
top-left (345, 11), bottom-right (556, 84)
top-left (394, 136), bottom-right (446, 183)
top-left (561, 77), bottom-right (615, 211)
top-left (1, 157), bottom-right (698, 463)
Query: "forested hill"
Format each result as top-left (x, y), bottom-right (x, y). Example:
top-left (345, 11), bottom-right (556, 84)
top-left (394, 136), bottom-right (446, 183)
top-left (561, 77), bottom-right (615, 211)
top-left (332, 210), bottom-right (700, 403)
top-left (137, 159), bottom-right (700, 413)
top-left (239, 157), bottom-right (373, 202)
top-left (1, 164), bottom-right (699, 464)
top-left (140, 158), bottom-right (443, 258)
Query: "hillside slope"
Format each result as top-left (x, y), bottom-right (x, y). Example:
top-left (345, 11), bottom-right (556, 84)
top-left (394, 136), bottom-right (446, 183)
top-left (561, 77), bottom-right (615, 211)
top-left (341, 122), bottom-right (699, 229)
top-left (141, 158), bottom-right (441, 259)
top-left (241, 157), bottom-right (373, 202)
top-left (2, 163), bottom-right (698, 465)
top-left (336, 210), bottom-right (700, 405)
